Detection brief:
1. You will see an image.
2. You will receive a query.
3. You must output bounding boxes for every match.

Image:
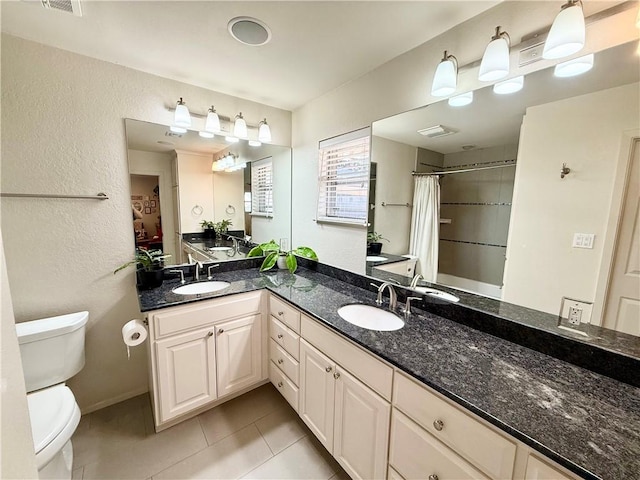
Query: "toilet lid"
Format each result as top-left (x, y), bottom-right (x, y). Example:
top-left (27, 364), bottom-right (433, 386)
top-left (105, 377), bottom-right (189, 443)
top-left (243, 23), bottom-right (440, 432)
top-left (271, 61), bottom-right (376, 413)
top-left (27, 384), bottom-right (77, 454)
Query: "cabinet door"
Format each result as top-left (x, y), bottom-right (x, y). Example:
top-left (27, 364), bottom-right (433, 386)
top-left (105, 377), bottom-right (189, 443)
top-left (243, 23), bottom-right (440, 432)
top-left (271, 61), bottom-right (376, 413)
top-left (156, 327), bottom-right (216, 422)
top-left (299, 339), bottom-right (335, 452)
top-left (333, 366), bottom-right (390, 480)
top-left (525, 455), bottom-right (574, 480)
top-left (216, 314), bottom-right (262, 398)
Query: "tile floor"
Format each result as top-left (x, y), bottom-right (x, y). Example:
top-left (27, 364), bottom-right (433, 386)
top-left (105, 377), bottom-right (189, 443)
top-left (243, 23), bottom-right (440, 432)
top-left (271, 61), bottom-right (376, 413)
top-left (72, 384), bottom-right (350, 480)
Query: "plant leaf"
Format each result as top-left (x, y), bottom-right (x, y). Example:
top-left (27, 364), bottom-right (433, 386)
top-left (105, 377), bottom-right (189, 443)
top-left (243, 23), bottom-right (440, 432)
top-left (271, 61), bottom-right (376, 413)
top-left (285, 253), bottom-right (297, 273)
top-left (293, 247), bottom-right (318, 261)
top-left (260, 252), bottom-right (278, 271)
top-left (247, 246), bottom-right (264, 257)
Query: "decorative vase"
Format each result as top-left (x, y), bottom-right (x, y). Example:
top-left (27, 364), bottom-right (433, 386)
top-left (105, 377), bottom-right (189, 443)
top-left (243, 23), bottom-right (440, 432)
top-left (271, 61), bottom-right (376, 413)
top-left (367, 242), bottom-right (383, 255)
top-left (204, 228), bottom-right (216, 239)
top-left (137, 267), bottom-right (165, 290)
top-left (277, 255), bottom-right (288, 270)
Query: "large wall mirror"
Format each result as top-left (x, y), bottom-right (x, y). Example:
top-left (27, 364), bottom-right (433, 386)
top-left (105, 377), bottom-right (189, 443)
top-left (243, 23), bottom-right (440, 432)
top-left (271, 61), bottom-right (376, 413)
top-left (125, 119), bottom-right (292, 265)
top-left (368, 40), bottom-right (639, 336)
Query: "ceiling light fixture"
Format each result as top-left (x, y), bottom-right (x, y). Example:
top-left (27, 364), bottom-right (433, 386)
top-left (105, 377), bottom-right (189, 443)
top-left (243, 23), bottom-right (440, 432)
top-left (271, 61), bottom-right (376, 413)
top-left (448, 91), bottom-right (474, 107)
top-left (493, 75), bottom-right (524, 94)
top-left (543, 0), bottom-right (585, 60)
top-left (174, 97), bottom-right (191, 128)
top-left (554, 53), bottom-right (594, 77)
top-left (258, 118), bottom-right (272, 143)
top-left (431, 51), bottom-right (458, 97)
top-left (233, 112), bottom-right (248, 138)
top-left (228, 17), bottom-right (272, 46)
top-left (479, 26), bottom-right (511, 82)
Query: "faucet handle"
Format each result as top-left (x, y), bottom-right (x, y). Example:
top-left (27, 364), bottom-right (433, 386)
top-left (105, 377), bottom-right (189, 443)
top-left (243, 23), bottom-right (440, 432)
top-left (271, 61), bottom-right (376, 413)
top-left (169, 269), bottom-right (185, 284)
top-left (404, 296), bottom-right (421, 315)
top-left (207, 264), bottom-right (220, 280)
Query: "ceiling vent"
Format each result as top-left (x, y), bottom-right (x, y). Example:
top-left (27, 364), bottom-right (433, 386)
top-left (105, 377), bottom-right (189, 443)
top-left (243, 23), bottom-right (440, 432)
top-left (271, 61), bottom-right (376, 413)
top-left (417, 125), bottom-right (458, 138)
top-left (40, 0), bottom-right (83, 16)
top-left (165, 131), bottom-right (183, 138)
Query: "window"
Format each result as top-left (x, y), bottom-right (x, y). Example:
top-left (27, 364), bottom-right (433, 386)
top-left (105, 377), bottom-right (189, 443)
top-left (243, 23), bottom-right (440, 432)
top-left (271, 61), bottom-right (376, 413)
top-left (251, 157), bottom-right (273, 216)
top-left (317, 128), bottom-right (371, 225)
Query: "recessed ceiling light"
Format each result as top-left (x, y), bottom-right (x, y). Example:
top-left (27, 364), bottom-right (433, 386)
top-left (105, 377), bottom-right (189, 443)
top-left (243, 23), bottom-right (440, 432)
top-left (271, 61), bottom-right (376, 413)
top-left (228, 17), bottom-right (272, 46)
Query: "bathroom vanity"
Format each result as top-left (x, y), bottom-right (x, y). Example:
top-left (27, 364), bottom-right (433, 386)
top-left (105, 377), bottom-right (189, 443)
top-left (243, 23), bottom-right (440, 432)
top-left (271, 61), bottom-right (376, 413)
top-left (139, 265), bottom-right (639, 480)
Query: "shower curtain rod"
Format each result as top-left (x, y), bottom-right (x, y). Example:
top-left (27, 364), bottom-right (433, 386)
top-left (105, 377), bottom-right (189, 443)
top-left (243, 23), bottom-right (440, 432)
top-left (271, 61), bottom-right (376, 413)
top-left (412, 163), bottom-right (516, 176)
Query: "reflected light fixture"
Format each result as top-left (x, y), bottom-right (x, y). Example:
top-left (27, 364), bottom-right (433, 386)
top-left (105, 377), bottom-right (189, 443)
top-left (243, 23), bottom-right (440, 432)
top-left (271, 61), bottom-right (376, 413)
top-left (174, 97), bottom-right (191, 128)
top-left (204, 105), bottom-right (221, 133)
top-left (478, 27), bottom-right (511, 82)
top-left (493, 75), bottom-right (524, 94)
top-left (225, 136), bottom-right (240, 143)
top-left (248, 140), bottom-right (262, 147)
top-left (233, 112), bottom-right (248, 138)
top-left (170, 125), bottom-right (187, 134)
top-left (448, 91), bottom-right (473, 107)
top-left (258, 118), bottom-right (272, 143)
top-left (431, 50), bottom-right (458, 97)
top-left (543, 0), bottom-right (585, 60)
top-left (554, 53), bottom-right (594, 77)
top-left (198, 131), bottom-right (214, 138)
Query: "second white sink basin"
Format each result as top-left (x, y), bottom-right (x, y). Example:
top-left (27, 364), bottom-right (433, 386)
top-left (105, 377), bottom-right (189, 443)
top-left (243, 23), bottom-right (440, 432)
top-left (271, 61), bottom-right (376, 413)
top-left (414, 287), bottom-right (459, 303)
top-left (337, 304), bottom-right (404, 331)
top-left (172, 281), bottom-right (230, 295)
top-left (366, 256), bottom-right (388, 262)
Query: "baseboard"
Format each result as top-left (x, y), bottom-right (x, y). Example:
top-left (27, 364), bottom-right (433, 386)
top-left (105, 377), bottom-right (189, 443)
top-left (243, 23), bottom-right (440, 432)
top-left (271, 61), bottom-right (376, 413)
top-left (80, 386), bottom-right (149, 415)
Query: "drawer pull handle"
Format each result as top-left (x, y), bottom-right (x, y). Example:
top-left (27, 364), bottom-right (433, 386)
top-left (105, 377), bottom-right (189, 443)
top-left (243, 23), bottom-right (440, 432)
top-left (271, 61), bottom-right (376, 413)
top-left (428, 475), bottom-right (439, 480)
top-left (277, 382), bottom-right (283, 388)
top-left (218, 329), bottom-right (224, 334)
top-left (277, 334), bottom-right (284, 339)
top-left (207, 331), bottom-right (214, 337)
top-left (325, 366), bottom-right (332, 373)
top-left (278, 358), bottom-right (284, 364)
top-left (278, 311), bottom-right (284, 316)
top-left (433, 419), bottom-right (444, 431)
top-left (333, 372), bottom-right (340, 379)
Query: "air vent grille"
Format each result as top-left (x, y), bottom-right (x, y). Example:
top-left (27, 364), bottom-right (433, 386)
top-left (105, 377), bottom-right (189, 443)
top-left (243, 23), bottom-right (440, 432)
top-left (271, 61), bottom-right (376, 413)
top-left (417, 125), bottom-right (458, 138)
top-left (40, 0), bottom-right (82, 16)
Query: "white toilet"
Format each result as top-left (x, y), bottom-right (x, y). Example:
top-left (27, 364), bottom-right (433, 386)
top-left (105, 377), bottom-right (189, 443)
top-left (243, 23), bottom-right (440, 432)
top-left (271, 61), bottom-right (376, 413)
top-left (16, 311), bottom-right (88, 479)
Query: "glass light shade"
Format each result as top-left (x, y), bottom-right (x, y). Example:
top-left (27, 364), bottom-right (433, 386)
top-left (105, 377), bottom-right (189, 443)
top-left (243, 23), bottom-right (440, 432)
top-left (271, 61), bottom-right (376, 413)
top-left (233, 114), bottom-right (248, 138)
top-left (258, 119), bottom-right (272, 142)
top-left (174, 101), bottom-right (191, 128)
top-left (170, 125), bottom-right (187, 133)
top-left (225, 136), bottom-right (240, 143)
top-left (543, 3), bottom-right (585, 60)
top-left (478, 36), bottom-right (510, 81)
top-left (448, 91), bottom-right (473, 107)
top-left (199, 131), bottom-right (214, 138)
top-left (554, 53), bottom-right (594, 77)
top-left (431, 58), bottom-right (457, 97)
top-left (493, 75), bottom-right (524, 94)
top-left (248, 140), bottom-right (262, 147)
top-left (204, 109), bottom-right (221, 133)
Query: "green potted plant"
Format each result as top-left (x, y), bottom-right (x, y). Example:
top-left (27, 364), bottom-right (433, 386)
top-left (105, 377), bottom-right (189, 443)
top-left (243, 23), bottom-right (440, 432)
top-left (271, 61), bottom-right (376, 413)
top-left (114, 248), bottom-right (171, 289)
top-left (367, 232), bottom-right (388, 255)
top-left (247, 240), bottom-right (318, 273)
top-left (200, 220), bottom-right (216, 239)
top-left (214, 219), bottom-right (232, 236)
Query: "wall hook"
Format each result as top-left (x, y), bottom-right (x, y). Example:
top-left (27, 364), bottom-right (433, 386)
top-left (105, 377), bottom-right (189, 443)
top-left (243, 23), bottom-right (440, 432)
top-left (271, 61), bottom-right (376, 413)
top-left (561, 163), bottom-right (571, 179)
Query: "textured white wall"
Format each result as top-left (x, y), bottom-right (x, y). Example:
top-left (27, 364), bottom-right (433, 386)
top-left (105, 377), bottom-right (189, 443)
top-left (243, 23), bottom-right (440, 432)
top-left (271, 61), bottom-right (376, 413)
top-left (1, 34), bottom-right (291, 412)
top-left (290, 1), bottom-right (638, 274)
top-left (503, 82), bottom-right (640, 315)
top-left (213, 170), bottom-right (245, 232)
top-left (177, 151), bottom-right (215, 234)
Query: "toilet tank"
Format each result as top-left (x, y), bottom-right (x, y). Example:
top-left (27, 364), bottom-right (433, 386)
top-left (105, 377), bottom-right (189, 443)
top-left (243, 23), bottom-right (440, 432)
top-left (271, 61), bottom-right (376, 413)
top-left (16, 311), bottom-right (89, 392)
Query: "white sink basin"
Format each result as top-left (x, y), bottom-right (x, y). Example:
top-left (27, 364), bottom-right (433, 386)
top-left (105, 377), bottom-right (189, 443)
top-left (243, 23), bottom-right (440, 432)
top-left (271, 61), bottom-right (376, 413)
top-left (337, 304), bottom-right (404, 331)
top-left (366, 256), bottom-right (388, 262)
top-left (172, 281), bottom-right (230, 295)
top-left (208, 246), bottom-right (232, 252)
top-left (414, 287), bottom-right (459, 303)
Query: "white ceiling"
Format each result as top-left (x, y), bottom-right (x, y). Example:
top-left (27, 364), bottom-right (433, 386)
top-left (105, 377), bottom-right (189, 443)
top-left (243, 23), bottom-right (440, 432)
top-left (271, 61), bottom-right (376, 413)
top-left (0, 1), bottom-right (499, 111)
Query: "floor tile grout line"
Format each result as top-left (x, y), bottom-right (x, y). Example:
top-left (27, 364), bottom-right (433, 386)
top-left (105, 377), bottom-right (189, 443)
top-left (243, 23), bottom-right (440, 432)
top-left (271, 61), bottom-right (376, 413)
top-left (254, 420), bottom-right (277, 457)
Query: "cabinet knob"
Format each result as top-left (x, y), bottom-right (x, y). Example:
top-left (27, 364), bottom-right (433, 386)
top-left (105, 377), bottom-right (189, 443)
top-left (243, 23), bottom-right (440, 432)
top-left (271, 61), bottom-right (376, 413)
top-left (207, 331), bottom-right (214, 337)
top-left (325, 366), bottom-right (332, 373)
top-left (277, 334), bottom-right (283, 339)
top-left (277, 382), bottom-right (283, 388)
top-left (278, 358), bottom-right (284, 364)
top-left (218, 329), bottom-right (224, 334)
top-left (333, 372), bottom-right (340, 379)
top-left (433, 419), bottom-right (444, 431)
top-left (278, 311), bottom-right (284, 316)
top-left (428, 475), bottom-right (439, 480)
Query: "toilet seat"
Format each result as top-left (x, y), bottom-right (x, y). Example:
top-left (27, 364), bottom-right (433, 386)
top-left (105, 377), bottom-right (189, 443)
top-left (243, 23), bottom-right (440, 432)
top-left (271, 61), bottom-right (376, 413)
top-left (27, 384), bottom-right (81, 470)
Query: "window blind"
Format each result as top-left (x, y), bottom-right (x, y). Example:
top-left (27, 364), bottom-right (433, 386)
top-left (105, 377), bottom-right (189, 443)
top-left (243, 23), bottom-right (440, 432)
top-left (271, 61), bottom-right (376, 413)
top-left (251, 158), bottom-right (273, 217)
top-left (317, 128), bottom-right (371, 225)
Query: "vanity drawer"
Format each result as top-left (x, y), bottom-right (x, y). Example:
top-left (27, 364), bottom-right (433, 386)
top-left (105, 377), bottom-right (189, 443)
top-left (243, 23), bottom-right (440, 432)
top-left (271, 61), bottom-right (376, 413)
top-left (151, 291), bottom-right (263, 338)
top-left (390, 409), bottom-right (488, 480)
top-left (269, 338), bottom-right (299, 385)
top-left (269, 317), bottom-right (300, 360)
top-left (393, 372), bottom-right (516, 479)
top-left (269, 361), bottom-right (298, 412)
top-left (269, 295), bottom-right (301, 333)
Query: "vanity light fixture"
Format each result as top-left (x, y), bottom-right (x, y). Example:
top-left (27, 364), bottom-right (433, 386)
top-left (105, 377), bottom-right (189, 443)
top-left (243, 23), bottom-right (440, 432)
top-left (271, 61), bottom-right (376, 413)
top-left (258, 118), bottom-right (272, 143)
top-left (448, 91), bottom-right (473, 107)
top-left (225, 162), bottom-right (247, 173)
top-left (198, 131), bottom-right (214, 139)
top-left (479, 27), bottom-right (511, 82)
top-left (203, 105), bottom-right (221, 133)
top-left (554, 53), bottom-right (594, 77)
top-left (431, 50), bottom-right (458, 97)
top-left (225, 136), bottom-right (240, 143)
top-left (248, 140), bottom-right (262, 147)
top-left (170, 125), bottom-right (187, 134)
top-left (543, 0), bottom-right (585, 60)
top-left (493, 75), bottom-right (524, 94)
top-left (233, 112), bottom-right (248, 138)
top-left (173, 97), bottom-right (191, 128)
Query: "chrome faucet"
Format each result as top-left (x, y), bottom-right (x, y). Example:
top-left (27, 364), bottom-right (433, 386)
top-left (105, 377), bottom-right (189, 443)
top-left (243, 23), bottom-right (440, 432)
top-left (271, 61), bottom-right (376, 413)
top-left (194, 260), bottom-right (203, 281)
top-left (410, 274), bottom-right (424, 289)
top-left (169, 269), bottom-right (185, 284)
top-left (372, 282), bottom-right (397, 310)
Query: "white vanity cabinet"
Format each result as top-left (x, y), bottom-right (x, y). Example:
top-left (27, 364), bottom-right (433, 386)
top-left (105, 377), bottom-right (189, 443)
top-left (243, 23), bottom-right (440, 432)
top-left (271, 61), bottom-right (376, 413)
top-left (147, 290), bottom-right (266, 430)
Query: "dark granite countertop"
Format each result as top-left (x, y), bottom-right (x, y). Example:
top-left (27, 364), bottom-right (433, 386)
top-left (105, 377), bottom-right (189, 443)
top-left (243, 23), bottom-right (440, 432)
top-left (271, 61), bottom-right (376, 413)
top-left (138, 267), bottom-right (640, 480)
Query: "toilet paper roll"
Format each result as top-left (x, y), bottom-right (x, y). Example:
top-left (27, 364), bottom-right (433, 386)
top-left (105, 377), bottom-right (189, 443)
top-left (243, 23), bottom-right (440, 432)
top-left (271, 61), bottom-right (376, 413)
top-left (122, 319), bottom-right (147, 359)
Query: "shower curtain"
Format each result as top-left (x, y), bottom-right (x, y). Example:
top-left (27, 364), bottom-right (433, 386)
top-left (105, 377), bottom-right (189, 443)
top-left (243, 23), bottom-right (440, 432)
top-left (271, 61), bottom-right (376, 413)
top-left (409, 175), bottom-right (440, 283)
